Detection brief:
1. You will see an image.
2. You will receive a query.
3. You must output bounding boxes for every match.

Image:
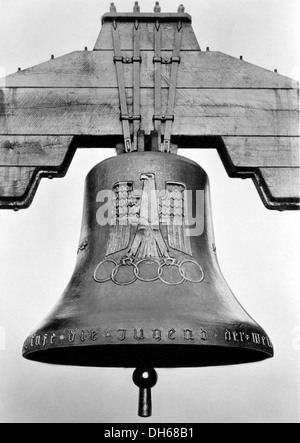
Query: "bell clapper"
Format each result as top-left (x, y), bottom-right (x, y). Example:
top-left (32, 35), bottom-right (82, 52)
top-left (133, 368), bottom-right (158, 418)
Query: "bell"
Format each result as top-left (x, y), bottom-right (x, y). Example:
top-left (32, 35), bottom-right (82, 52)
top-left (23, 151), bottom-right (273, 416)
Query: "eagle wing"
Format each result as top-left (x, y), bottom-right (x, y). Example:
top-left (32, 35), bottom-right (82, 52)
top-left (159, 182), bottom-right (192, 256)
top-left (106, 182), bottom-right (141, 256)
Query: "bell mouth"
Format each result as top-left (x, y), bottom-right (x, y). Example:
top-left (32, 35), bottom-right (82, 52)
top-left (23, 343), bottom-right (273, 368)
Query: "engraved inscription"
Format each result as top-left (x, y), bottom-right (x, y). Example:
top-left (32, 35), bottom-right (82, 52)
top-left (225, 329), bottom-right (273, 348)
top-left (68, 331), bottom-right (76, 343)
top-left (117, 329), bottom-right (127, 341)
top-left (252, 333), bottom-right (261, 344)
top-left (168, 328), bottom-right (176, 340)
top-left (24, 326), bottom-right (273, 352)
top-left (184, 329), bottom-right (194, 341)
top-left (80, 330), bottom-right (89, 342)
top-left (91, 331), bottom-right (98, 341)
top-left (152, 329), bottom-right (162, 341)
top-left (200, 328), bottom-right (208, 341)
top-left (42, 334), bottom-right (48, 347)
top-left (134, 328), bottom-right (145, 340)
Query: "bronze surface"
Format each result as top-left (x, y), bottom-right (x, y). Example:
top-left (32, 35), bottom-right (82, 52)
top-left (23, 152), bottom-right (273, 367)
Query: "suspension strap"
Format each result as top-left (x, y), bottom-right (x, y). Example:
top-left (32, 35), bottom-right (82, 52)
top-left (133, 20), bottom-right (141, 151)
top-left (112, 21), bottom-right (132, 153)
top-left (152, 21), bottom-right (183, 152)
top-left (153, 20), bottom-right (162, 147)
top-left (163, 21), bottom-right (183, 152)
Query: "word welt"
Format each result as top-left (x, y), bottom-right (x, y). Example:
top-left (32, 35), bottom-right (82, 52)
top-left (225, 329), bottom-right (273, 348)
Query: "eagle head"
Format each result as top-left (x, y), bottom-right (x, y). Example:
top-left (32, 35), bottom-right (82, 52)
top-left (140, 173), bottom-right (155, 182)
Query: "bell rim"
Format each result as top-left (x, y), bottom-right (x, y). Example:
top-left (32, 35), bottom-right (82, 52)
top-left (23, 342), bottom-right (274, 369)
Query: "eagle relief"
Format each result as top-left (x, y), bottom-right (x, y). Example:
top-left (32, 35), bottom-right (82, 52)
top-left (94, 173), bottom-right (204, 286)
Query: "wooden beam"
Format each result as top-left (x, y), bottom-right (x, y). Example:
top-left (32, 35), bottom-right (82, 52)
top-left (0, 87), bottom-right (298, 136)
top-left (2, 51), bottom-right (296, 90)
top-left (260, 168), bottom-right (300, 200)
top-left (0, 166), bottom-right (36, 198)
top-left (0, 136), bottom-right (73, 166)
top-left (0, 10), bottom-right (298, 211)
top-left (94, 21), bottom-right (200, 51)
top-left (222, 137), bottom-right (299, 167)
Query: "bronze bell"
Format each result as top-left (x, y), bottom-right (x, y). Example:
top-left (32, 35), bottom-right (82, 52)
top-left (23, 152), bottom-right (273, 416)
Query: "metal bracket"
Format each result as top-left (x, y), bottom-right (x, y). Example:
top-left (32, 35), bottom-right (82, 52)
top-left (153, 115), bottom-right (174, 122)
top-left (124, 138), bottom-right (132, 153)
top-left (121, 114), bottom-right (142, 121)
top-left (114, 56), bottom-right (142, 64)
top-left (153, 56), bottom-right (181, 64)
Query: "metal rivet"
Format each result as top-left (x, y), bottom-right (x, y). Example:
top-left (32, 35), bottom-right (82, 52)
top-left (18, 67), bottom-right (21, 71)
top-left (206, 47), bottom-right (210, 51)
top-left (240, 55), bottom-right (243, 60)
top-left (51, 55), bottom-right (54, 60)
top-left (178, 4), bottom-right (185, 13)
top-left (13, 207), bottom-right (20, 212)
top-left (154, 1), bottom-right (161, 13)
top-left (274, 69), bottom-right (278, 73)
top-left (84, 46), bottom-right (88, 51)
top-left (3, 140), bottom-right (12, 150)
top-left (110, 2), bottom-right (117, 12)
top-left (133, 1), bottom-right (140, 13)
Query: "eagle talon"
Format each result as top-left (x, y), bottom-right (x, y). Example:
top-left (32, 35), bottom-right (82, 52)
top-left (163, 257), bottom-right (176, 266)
top-left (121, 256), bottom-right (134, 265)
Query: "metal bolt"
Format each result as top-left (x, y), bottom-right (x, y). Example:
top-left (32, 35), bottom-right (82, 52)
top-left (18, 67), bottom-right (21, 71)
top-left (84, 46), bottom-right (88, 51)
top-left (3, 140), bottom-right (12, 150)
top-left (133, 1), bottom-right (140, 13)
top-left (13, 207), bottom-right (20, 212)
top-left (240, 55), bottom-right (243, 60)
top-left (48, 175), bottom-right (54, 180)
top-left (154, 1), bottom-right (161, 13)
top-left (178, 4), bottom-right (185, 13)
top-left (206, 47), bottom-right (210, 51)
top-left (274, 69), bottom-right (278, 73)
top-left (110, 2), bottom-right (117, 13)
top-left (51, 55), bottom-right (54, 60)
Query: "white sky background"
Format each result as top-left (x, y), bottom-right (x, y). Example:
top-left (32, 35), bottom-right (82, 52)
top-left (0, 0), bottom-right (299, 423)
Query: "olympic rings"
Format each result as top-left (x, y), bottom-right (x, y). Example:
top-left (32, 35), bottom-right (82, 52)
top-left (158, 262), bottom-right (185, 285)
top-left (94, 259), bottom-right (117, 283)
top-left (134, 258), bottom-right (160, 283)
top-left (94, 257), bottom-right (205, 286)
top-left (112, 262), bottom-right (138, 286)
top-left (179, 260), bottom-right (204, 283)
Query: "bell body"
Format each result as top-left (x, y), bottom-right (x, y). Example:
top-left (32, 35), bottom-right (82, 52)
top-left (23, 152), bottom-right (273, 367)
